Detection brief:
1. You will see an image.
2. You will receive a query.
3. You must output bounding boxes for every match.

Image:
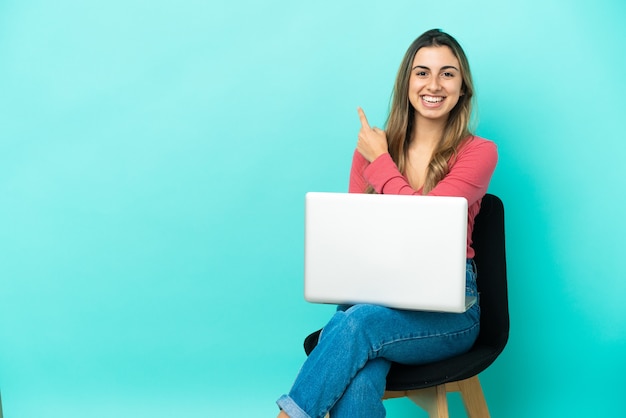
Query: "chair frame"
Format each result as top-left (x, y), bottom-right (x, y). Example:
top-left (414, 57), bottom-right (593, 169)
top-left (383, 375), bottom-right (489, 417)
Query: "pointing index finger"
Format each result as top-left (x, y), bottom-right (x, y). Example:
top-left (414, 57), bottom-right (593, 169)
top-left (357, 107), bottom-right (371, 130)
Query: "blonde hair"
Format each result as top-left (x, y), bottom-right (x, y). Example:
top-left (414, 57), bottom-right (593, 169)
top-left (370, 29), bottom-right (475, 194)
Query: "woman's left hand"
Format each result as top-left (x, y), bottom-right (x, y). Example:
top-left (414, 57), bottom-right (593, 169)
top-left (356, 107), bottom-right (389, 163)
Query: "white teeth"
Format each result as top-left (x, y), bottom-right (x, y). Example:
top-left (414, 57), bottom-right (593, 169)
top-left (422, 96), bottom-right (443, 103)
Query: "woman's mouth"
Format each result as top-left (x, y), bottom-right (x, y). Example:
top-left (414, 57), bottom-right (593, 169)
top-left (421, 95), bottom-right (445, 104)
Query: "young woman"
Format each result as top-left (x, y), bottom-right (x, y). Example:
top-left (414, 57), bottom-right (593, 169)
top-left (276, 29), bottom-right (498, 418)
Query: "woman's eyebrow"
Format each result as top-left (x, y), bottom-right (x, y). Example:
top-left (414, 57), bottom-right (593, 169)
top-left (411, 65), bottom-right (460, 72)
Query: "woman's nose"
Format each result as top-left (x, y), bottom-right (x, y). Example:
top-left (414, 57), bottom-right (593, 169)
top-left (427, 76), bottom-right (441, 91)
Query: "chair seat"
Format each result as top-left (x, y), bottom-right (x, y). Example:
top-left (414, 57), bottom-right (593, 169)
top-left (305, 330), bottom-right (503, 392)
top-left (385, 344), bottom-right (502, 391)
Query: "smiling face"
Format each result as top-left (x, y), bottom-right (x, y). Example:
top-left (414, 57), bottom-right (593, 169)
top-left (408, 45), bottom-right (464, 125)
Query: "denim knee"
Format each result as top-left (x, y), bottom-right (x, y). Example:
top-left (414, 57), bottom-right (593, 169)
top-left (322, 304), bottom-right (390, 353)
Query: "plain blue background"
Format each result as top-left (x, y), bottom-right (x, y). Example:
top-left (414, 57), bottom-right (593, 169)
top-left (1, 0), bottom-right (625, 416)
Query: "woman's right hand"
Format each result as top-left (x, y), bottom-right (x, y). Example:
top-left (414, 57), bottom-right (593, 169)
top-left (356, 107), bottom-right (389, 163)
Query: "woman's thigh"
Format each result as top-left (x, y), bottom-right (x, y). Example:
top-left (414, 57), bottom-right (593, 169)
top-left (332, 303), bottom-right (480, 365)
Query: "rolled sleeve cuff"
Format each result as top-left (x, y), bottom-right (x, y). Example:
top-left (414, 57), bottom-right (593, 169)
top-left (276, 394), bottom-right (311, 418)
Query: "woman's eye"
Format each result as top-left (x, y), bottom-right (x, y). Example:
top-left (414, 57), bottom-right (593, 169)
top-left (442, 72), bottom-right (456, 78)
top-left (416, 71), bottom-right (428, 77)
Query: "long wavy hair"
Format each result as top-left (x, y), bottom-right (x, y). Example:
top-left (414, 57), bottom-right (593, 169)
top-left (371, 29), bottom-right (475, 194)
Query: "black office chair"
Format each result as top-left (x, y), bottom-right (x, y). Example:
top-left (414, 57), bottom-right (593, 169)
top-left (303, 194), bottom-right (509, 417)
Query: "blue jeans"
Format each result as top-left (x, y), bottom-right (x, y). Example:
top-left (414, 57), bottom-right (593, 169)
top-left (277, 259), bottom-right (480, 418)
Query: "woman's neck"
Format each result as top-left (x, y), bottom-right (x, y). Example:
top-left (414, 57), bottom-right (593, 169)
top-left (410, 117), bottom-right (445, 150)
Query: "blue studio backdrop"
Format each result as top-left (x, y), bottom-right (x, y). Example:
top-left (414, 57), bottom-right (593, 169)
top-left (1, 0), bottom-right (625, 417)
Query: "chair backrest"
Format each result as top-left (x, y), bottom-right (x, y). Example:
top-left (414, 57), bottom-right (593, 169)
top-left (472, 194), bottom-right (509, 352)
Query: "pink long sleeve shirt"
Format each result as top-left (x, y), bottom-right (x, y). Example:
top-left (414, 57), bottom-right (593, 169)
top-left (348, 136), bottom-right (498, 258)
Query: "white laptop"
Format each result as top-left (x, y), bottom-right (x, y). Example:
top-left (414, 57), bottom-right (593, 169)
top-left (304, 192), bottom-right (475, 313)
